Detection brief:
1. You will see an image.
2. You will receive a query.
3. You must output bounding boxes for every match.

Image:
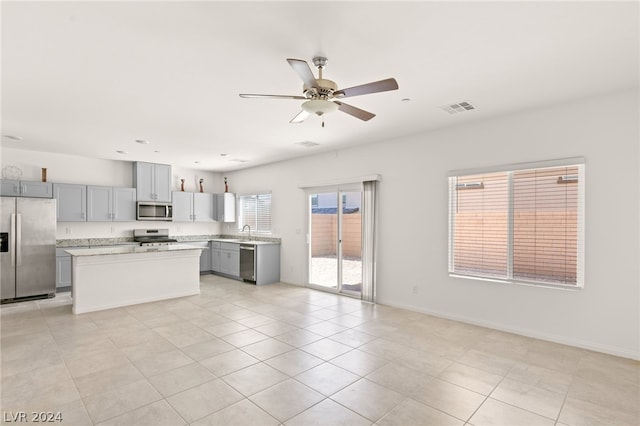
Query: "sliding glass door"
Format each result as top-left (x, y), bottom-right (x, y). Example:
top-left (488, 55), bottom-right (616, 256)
top-left (308, 190), bottom-right (362, 296)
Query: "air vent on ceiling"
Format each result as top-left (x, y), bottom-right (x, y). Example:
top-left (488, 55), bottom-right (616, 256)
top-left (440, 101), bottom-right (476, 114)
top-left (295, 141), bottom-right (319, 148)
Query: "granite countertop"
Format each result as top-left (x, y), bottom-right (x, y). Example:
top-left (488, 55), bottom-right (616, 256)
top-left (209, 239), bottom-right (280, 246)
top-left (57, 234), bottom-right (281, 248)
top-left (65, 244), bottom-right (207, 257)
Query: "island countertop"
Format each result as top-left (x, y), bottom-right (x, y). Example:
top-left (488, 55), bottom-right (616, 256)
top-left (66, 244), bottom-right (206, 257)
top-left (69, 244), bottom-right (204, 314)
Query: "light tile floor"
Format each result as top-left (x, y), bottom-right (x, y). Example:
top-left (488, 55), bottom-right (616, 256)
top-left (1, 274), bottom-right (638, 425)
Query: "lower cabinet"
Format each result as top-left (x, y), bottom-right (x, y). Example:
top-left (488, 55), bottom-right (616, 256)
top-left (56, 247), bottom-right (87, 290)
top-left (211, 242), bottom-right (240, 278)
top-left (219, 243), bottom-right (240, 277)
top-left (211, 242), bottom-right (221, 272)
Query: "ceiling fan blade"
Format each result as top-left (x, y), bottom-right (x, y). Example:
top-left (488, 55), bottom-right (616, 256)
top-left (239, 94), bottom-right (307, 100)
top-left (333, 101), bottom-right (376, 121)
top-left (287, 59), bottom-right (318, 88)
top-left (334, 78), bottom-right (399, 98)
top-left (290, 110), bottom-right (310, 124)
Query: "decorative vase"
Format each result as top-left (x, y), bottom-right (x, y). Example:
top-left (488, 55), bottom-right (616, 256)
top-left (41, 168), bottom-right (47, 182)
top-left (224, 177), bottom-right (228, 193)
top-left (180, 179), bottom-right (185, 192)
top-left (199, 179), bottom-right (204, 193)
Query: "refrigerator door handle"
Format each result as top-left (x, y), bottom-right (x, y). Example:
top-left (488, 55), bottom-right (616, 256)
top-left (10, 213), bottom-right (16, 266)
top-left (15, 213), bottom-right (22, 266)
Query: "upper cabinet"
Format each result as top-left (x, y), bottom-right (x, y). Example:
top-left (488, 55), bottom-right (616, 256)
top-left (54, 183), bottom-right (87, 222)
top-left (133, 162), bottom-right (172, 202)
top-left (1, 180), bottom-right (53, 198)
top-left (87, 186), bottom-right (136, 222)
top-left (172, 192), bottom-right (214, 222)
top-left (214, 192), bottom-right (236, 222)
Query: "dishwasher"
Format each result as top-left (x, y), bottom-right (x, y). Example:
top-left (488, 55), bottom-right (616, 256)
top-left (239, 244), bottom-right (256, 283)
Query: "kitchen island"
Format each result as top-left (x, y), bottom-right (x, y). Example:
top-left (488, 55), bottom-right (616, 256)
top-left (66, 244), bottom-right (204, 314)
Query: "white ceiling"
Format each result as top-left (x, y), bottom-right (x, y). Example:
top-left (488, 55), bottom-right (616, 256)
top-left (2, 1), bottom-right (638, 172)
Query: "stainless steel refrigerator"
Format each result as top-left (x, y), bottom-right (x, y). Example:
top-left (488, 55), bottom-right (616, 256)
top-left (1, 197), bottom-right (56, 302)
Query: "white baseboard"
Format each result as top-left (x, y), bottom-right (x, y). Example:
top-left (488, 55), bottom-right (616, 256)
top-left (378, 299), bottom-right (640, 361)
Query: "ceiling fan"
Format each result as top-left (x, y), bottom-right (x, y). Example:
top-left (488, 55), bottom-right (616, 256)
top-left (239, 56), bottom-right (398, 125)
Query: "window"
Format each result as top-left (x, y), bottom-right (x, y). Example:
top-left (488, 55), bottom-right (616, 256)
top-left (448, 159), bottom-right (585, 288)
top-left (238, 192), bottom-right (272, 234)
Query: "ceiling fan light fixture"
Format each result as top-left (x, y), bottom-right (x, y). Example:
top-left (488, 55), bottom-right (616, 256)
top-left (301, 99), bottom-right (338, 116)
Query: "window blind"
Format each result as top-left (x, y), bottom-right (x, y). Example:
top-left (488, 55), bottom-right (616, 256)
top-left (238, 193), bottom-right (272, 233)
top-left (448, 162), bottom-right (585, 288)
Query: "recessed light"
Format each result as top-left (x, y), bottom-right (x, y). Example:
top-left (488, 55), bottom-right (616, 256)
top-left (194, 161), bottom-right (200, 164)
top-left (116, 150), bottom-right (128, 154)
top-left (3, 135), bottom-right (23, 141)
top-left (295, 141), bottom-right (319, 148)
top-left (220, 153), bottom-right (228, 157)
top-left (154, 150), bottom-right (160, 153)
top-left (135, 139), bottom-right (149, 144)
top-left (401, 98), bottom-right (411, 102)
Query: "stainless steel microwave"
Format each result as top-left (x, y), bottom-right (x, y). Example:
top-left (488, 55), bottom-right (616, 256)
top-left (137, 202), bottom-right (173, 221)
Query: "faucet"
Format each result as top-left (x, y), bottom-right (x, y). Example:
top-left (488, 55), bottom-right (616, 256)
top-left (242, 224), bottom-right (251, 240)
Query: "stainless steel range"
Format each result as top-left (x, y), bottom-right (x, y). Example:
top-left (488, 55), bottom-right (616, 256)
top-left (133, 229), bottom-right (177, 246)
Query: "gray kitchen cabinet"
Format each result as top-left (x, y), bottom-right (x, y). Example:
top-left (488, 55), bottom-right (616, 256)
top-left (214, 193), bottom-right (236, 222)
top-left (253, 244), bottom-right (281, 285)
top-left (194, 193), bottom-right (214, 222)
top-left (210, 242), bottom-right (221, 272)
top-left (219, 242), bottom-right (240, 277)
top-left (172, 192), bottom-right (214, 222)
top-left (1, 179), bottom-right (53, 198)
top-left (54, 183), bottom-right (87, 222)
top-left (56, 246), bottom-right (87, 290)
top-left (172, 192), bottom-right (192, 222)
top-left (133, 162), bottom-right (172, 202)
top-left (87, 186), bottom-right (136, 222)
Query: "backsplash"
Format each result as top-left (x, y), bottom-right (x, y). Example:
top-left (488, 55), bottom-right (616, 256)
top-left (56, 221), bottom-right (221, 240)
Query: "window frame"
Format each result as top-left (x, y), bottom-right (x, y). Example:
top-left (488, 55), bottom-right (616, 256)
top-left (237, 191), bottom-right (272, 234)
top-left (448, 157), bottom-right (585, 290)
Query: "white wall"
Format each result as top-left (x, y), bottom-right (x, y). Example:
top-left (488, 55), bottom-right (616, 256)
top-left (224, 90), bottom-right (639, 359)
top-left (0, 148), bottom-right (224, 238)
top-left (2, 90), bottom-right (637, 359)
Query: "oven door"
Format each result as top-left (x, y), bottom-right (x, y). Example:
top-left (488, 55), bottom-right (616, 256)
top-left (137, 202), bottom-right (173, 221)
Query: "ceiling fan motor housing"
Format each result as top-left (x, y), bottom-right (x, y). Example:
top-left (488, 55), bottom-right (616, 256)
top-left (304, 79), bottom-right (338, 99)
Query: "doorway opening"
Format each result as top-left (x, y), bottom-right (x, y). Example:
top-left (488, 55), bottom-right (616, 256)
top-left (308, 190), bottom-right (362, 297)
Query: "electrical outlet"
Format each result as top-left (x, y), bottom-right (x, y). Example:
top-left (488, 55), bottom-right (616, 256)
top-left (412, 286), bottom-right (418, 294)
top-left (110, 227), bottom-right (115, 234)
top-left (66, 227), bottom-right (72, 235)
